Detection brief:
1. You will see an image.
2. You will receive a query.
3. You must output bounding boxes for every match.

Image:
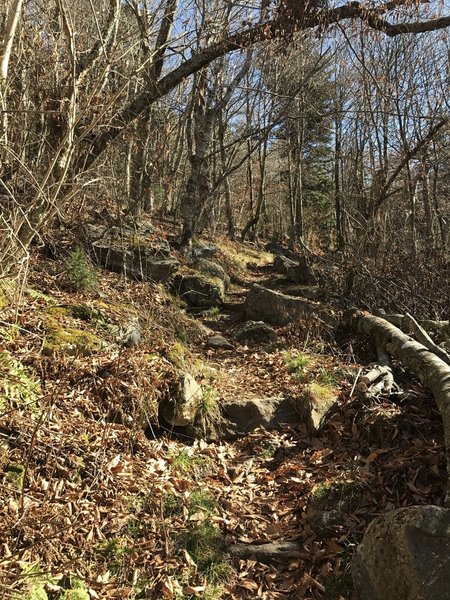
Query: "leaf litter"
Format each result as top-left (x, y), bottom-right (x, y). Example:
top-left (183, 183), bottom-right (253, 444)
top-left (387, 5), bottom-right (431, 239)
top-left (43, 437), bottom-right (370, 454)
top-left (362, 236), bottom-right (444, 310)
top-left (0, 256), bottom-right (446, 599)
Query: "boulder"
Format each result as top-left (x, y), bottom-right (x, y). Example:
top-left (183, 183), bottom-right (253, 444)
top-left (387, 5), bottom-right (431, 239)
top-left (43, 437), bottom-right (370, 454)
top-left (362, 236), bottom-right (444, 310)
top-left (264, 242), bottom-right (294, 258)
top-left (172, 270), bottom-right (225, 308)
top-left (161, 373), bottom-right (203, 427)
top-left (235, 321), bottom-right (278, 344)
top-left (206, 335), bottom-right (235, 350)
top-left (118, 319), bottom-right (142, 348)
top-left (192, 243), bottom-right (217, 259)
top-left (130, 248), bottom-right (179, 282)
top-left (92, 242), bottom-right (179, 282)
top-left (352, 505), bottom-right (450, 600)
top-left (273, 254), bottom-right (296, 275)
top-left (297, 383), bottom-right (338, 434)
top-left (205, 396), bottom-right (298, 440)
top-left (195, 259), bottom-right (230, 289)
top-left (244, 284), bottom-right (327, 326)
top-left (273, 254), bottom-right (317, 285)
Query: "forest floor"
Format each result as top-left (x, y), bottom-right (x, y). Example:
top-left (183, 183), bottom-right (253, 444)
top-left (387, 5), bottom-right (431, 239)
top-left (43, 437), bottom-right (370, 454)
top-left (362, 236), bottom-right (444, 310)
top-left (0, 238), bottom-right (446, 600)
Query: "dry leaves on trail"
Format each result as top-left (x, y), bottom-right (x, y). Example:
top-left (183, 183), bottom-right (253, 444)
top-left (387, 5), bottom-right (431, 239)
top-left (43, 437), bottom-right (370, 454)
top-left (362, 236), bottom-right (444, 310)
top-left (0, 258), bottom-right (447, 599)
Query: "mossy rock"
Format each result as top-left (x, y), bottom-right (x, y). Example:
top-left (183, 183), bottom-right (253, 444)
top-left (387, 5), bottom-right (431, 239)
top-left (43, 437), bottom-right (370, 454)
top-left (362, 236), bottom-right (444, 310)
top-left (26, 288), bottom-right (59, 306)
top-left (41, 309), bottom-right (103, 356)
top-left (295, 382), bottom-right (338, 433)
top-left (172, 268), bottom-right (225, 308)
top-left (0, 350), bottom-right (41, 411)
top-left (195, 259), bottom-right (230, 289)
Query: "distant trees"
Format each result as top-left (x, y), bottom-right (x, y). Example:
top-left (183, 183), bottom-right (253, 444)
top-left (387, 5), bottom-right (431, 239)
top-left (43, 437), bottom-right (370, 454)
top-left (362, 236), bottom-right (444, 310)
top-left (0, 0), bottom-right (449, 272)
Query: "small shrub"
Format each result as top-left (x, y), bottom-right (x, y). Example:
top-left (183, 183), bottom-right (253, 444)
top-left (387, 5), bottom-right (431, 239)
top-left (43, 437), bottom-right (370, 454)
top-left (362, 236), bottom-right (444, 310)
top-left (200, 387), bottom-right (218, 416)
top-left (284, 351), bottom-right (310, 379)
top-left (170, 449), bottom-right (202, 474)
top-left (64, 248), bottom-right (97, 292)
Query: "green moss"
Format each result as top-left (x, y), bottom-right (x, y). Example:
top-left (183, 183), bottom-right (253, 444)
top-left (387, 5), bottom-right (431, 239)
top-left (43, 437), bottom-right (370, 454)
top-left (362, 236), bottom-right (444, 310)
top-left (311, 480), bottom-right (365, 510)
top-left (174, 266), bottom-right (222, 288)
top-left (26, 288), bottom-right (59, 305)
top-left (23, 588), bottom-right (48, 600)
top-left (166, 342), bottom-right (186, 368)
top-left (0, 350), bottom-right (41, 411)
top-left (6, 462), bottom-right (25, 488)
top-left (59, 591), bottom-right (89, 600)
top-left (0, 323), bottom-right (21, 342)
top-left (307, 382), bottom-right (337, 401)
top-left (67, 304), bottom-right (107, 323)
top-left (42, 316), bottom-right (103, 356)
top-left (58, 577), bottom-right (89, 600)
top-left (12, 562), bottom-right (53, 600)
top-left (169, 449), bottom-right (202, 474)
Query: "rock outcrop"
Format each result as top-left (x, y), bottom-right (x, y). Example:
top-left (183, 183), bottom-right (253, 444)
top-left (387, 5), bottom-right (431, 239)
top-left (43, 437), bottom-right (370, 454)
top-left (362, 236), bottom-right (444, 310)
top-left (161, 373), bottom-right (203, 427)
top-left (352, 505), bottom-right (450, 600)
top-left (172, 269), bottom-right (225, 308)
top-left (244, 284), bottom-right (330, 327)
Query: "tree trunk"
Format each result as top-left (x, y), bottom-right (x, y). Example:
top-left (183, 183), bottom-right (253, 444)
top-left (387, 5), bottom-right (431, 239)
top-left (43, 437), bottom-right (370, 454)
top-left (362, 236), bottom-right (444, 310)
top-left (346, 309), bottom-right (450, 506)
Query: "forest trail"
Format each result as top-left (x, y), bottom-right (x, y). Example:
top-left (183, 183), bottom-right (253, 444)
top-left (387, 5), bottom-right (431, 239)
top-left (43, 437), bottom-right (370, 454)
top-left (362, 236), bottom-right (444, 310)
top-left (0, 252), bottom-right (446, 600)
top-left (163, 259), bottom-right (447, 598)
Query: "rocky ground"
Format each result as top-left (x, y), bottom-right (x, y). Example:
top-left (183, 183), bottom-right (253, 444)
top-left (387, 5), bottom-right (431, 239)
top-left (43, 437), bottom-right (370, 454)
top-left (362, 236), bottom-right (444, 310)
top-left (0, 232), bottom-right (446, 599)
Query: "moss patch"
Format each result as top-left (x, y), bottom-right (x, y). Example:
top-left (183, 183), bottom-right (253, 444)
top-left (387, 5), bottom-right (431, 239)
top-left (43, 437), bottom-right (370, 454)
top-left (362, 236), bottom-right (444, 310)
top-left (26, 288), bottom-right (59, 305)
top-left (42, 313), bottom-right (103, 356)
top-left (58, 577), bottom-right (89, 600)
top-left (6, 462), bottom-right (26, 488)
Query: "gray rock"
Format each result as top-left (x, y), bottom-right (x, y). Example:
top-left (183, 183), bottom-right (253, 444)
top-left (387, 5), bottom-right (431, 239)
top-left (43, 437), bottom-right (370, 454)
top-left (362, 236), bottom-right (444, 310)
top-left (173, 271), bottom-right (225, 308)
top-left (297, 384), bottom-right (338, 433)
top-left (273, 254), bottom-right (296, 275)
top-left (192, 243), bottom-right (217, 259)
top-left (235, 321), bottom-right (278, 344)
top-left (273, 254), bottom-right (317, 285)
top-left (244, 284), bottom-right (328, 326)
top-left (130, 248), bottom-right (179, 282)
top-left (213, 396), bottom-right (298, 440)
top-left (92, 243), bottom-right (131, 273)
top-left (92, 242), bottom-right (178, 282)
top-left (121, 321), bottom-right (142, 348)
top-left (161, 373), bottom-right (203, 427)
top-left (264, 241), bottom-right (291, 256)
top-left (206, 335), bottom-right (234, 350)
top-left (352, 505), bottom-right (450, 600)
top-left (195, 259), bottom-right (230, 289)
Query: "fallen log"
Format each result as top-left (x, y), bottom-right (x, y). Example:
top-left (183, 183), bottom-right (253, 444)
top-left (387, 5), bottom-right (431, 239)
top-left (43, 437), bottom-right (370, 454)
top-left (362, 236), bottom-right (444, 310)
top-left (346, 309), bottom-right (450, 506)
top-left (357, 346), bottom-right (395, 397)
top-left (375, 309), bottom-right (450, 366)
